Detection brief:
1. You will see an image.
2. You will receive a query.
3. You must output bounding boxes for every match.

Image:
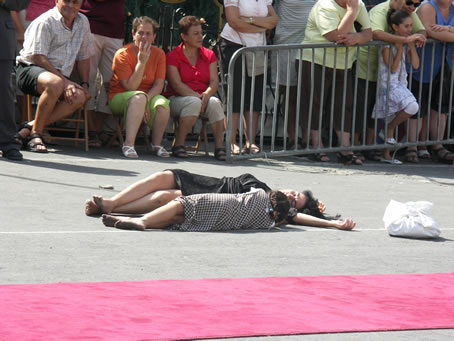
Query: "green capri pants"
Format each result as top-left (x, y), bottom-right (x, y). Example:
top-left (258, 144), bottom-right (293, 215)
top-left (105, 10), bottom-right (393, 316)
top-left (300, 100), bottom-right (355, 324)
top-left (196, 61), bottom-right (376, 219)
top-left (108, 91), bottom-right (169, 129)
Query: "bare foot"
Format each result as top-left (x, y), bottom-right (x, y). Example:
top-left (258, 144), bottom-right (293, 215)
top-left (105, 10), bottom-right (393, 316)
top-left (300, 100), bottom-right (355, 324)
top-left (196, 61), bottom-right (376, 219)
top-left (101, 214), bottom-right (121, 227)
top-left (115, 219), bottom-right (146, 231)
top-left (85, 199), bottom-right (100, 216)
top-left (93, 195), bottom-right (113, 214)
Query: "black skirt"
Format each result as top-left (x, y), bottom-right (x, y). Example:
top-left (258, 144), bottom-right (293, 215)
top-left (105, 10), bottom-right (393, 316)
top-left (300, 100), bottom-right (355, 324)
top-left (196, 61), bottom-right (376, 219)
top-left (169, 169), bottom-right (271, 196)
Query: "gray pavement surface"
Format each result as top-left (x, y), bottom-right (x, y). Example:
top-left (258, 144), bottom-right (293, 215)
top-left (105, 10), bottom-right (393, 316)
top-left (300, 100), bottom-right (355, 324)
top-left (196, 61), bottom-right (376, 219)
top-left (1, 142), bottom-right (454, 340)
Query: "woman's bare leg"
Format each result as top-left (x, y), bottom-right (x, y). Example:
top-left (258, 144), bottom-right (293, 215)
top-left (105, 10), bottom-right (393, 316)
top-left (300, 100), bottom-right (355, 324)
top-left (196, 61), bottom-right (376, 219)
top-left (86, 170), bottom-right (179, 215)
top-left (111, 190), bottom-right (181, 214)
top-left (102, 200), bottom-right (185, 230)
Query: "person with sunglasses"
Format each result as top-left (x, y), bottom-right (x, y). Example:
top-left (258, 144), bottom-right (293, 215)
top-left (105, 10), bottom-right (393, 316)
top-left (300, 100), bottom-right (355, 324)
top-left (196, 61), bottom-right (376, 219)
top-left (85, 169), bottom-right (356, 230)
top-left (408, 0), bottom-right (454, 164)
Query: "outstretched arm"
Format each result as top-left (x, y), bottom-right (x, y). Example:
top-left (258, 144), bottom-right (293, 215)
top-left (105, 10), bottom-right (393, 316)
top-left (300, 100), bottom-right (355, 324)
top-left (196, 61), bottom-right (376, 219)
top-left (288, 213), bottom-right (356, 230)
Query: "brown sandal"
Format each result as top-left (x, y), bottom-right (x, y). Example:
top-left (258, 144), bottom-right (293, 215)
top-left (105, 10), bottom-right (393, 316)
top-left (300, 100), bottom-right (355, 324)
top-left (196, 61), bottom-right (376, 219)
top-left (27, 133), bottom-right (48, 153)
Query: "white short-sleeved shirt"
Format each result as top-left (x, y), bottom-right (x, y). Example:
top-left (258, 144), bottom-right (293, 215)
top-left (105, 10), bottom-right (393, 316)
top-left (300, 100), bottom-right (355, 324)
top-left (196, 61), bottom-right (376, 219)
top-left (17, 7), bottom-right (92, 77)
top-left (221, 0), bottom-right (272, 47)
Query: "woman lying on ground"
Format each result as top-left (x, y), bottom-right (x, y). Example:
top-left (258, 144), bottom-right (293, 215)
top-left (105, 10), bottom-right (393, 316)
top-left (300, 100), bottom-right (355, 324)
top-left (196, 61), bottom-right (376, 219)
top-left (102, 189), bottom-right (290, 231)
top-left (86, 170), bottom-right (356, 230)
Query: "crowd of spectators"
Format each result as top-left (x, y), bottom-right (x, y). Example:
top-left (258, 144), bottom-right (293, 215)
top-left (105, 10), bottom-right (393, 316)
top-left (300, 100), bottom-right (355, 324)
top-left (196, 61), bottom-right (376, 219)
top-left (2, 0), bottom-right (453, 164)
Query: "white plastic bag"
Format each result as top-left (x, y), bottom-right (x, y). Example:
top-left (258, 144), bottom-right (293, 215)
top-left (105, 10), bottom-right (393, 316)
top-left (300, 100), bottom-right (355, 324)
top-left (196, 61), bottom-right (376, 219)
top-left (383, 200), bottom-right (441, 238)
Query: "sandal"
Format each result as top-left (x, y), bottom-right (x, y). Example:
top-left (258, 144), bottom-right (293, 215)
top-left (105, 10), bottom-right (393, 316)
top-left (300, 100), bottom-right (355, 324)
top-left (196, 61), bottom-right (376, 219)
top-left (337, 152), bottom-right (362, 165)
top-left (14, 133), bottom-right (28, 150)
top-left (431, 147), bottom-right (454, 164)
top-left (354, 151), bottom-right (365, 161)
top-left (214, 148), bottom-right (226, 161)
top-left (231, 143), bottom-right (240, 155)
top-left (363, 150), bottom-right (382, 162)
top-left (243, 144), bottom-right (260, 154)
top-left (121, 144), bottom-right (138, 158)
top-left (310, 153), bottom-right (330, 162)
top-left (27, 133), bottom-right (48, 153)
top-left (380, 157), bottom-right (403, 165)
top-left (88, 131), bottom-right (102, 148)
top-left (151, 144), bottom-right (170, 158)
top-left (417, 149), bottom-right (431, 159)
top-left (172, 145), bottom-right (188, 158)
top-left (17, 122), bottom-right (33, 150)
top-left (405, 149), bottom-right (419, 163)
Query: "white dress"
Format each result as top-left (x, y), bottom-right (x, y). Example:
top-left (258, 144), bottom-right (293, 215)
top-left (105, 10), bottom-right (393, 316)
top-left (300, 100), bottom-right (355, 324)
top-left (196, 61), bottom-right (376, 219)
top-left (372, 44), bottom-right (417, 119)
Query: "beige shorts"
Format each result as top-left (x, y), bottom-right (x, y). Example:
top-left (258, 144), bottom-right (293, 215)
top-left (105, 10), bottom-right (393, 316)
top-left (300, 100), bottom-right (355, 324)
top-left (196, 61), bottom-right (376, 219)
top-left (169, 96), bottom-right (224, 124)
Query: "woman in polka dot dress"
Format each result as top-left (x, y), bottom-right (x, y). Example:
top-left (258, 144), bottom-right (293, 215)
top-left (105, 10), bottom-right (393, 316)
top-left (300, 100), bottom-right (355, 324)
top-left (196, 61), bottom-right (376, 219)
top-left (101, 189), bottom-right (289, 232)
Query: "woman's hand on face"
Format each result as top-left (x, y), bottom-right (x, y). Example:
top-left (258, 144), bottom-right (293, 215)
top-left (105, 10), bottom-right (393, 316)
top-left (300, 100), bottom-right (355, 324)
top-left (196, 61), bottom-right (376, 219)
top-left (318, 201), bottom-right (326, 213)
top-left (138, 41), bottom-right (151, 65)
top-left (334, 218), bottom-right (356, 230)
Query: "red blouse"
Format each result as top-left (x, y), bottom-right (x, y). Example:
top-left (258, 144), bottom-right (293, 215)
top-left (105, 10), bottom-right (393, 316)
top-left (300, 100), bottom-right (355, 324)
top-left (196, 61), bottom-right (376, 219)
top-left (165, 43), bottom-right (217, 97)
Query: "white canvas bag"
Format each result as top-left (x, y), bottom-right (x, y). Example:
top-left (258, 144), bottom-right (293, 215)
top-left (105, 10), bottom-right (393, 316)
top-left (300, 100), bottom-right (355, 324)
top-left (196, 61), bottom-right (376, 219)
top-left (383, 200), bottom-right (441, 238)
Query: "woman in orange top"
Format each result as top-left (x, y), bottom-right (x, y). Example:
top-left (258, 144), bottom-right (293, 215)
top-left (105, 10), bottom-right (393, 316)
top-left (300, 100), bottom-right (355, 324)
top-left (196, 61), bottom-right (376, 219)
top-left (109, 16), bottom-right (170, 158)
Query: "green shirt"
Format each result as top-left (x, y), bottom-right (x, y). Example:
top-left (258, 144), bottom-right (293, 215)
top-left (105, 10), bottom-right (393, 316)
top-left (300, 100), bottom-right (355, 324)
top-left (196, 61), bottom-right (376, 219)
top-left (298, 0), bottom-right (371, 70)
top-left (357, 0), bottom-right (425, 81)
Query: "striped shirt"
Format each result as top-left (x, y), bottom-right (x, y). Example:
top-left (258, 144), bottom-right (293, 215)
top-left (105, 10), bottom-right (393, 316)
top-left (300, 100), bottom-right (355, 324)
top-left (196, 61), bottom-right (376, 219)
top-left (17, 7), bottom-right (92, 77)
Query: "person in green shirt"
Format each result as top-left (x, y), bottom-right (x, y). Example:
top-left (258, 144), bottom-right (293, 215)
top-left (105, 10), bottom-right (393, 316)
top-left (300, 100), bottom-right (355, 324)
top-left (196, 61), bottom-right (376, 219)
top-left (296, 0), bottom-right (372, 165)
top-left (354, 0), bottom-right (426, 161)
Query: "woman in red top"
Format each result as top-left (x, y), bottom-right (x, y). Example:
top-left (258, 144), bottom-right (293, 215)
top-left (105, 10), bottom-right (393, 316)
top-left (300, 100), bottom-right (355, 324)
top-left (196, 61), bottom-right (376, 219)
top-left (166, 16), bottom-right (226, 160)
top-left (109, 16), bottom-right (170, 158)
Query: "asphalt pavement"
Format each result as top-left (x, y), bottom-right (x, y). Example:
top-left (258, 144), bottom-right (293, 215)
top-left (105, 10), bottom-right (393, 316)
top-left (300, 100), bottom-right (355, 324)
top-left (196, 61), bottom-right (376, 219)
top-left (1, 141), bottom-right (453, 340)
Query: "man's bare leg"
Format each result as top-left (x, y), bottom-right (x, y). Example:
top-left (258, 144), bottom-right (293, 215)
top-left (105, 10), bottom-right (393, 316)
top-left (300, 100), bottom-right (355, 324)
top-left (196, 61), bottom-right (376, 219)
top-left (33, 72), bottom-right (86, 134)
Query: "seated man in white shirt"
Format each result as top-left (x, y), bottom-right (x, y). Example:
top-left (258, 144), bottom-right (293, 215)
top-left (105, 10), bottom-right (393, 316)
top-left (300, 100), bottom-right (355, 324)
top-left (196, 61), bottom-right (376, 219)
top-left (16, 0), bottom-right (91, 153)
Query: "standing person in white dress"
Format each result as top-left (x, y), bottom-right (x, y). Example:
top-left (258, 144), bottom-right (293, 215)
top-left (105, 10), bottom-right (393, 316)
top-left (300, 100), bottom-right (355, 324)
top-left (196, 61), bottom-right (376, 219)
top-left (272, 0), bottom-right (316, 150)
top-left (219, 0), bottom-right (278, 155)
top-left (372, 9), bottom-right (419, 164)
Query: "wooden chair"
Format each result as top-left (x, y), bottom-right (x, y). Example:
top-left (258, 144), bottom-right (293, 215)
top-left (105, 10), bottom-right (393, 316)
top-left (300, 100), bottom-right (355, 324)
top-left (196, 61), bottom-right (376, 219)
top-left (108, 114), bottom-right (151, 151)
top-left (25, 94), bottom-right (89, 152)
top-left (172, 116), bottom-right (209, 155)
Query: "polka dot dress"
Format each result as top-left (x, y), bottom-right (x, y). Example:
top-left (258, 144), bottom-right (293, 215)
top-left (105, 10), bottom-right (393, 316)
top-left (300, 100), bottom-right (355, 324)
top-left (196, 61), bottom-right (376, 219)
top-left (172, 189), bottom-right (275, 231)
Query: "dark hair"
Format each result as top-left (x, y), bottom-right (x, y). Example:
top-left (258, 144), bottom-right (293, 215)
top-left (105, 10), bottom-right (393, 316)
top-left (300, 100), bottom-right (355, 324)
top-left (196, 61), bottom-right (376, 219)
top-left (298, 190), bottom-right (340, 220)
top-left (269, 191), bottom-right (290, 223)
top-left (178, 15), bottom-right (202, 36)
top-left (387, 9), bottom-right (410, 32)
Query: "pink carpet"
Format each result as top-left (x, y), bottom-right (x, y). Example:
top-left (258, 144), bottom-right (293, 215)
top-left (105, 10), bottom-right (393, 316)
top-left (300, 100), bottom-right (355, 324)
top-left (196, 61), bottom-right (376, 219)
top-left (1, 273), bottom-right (454, 340)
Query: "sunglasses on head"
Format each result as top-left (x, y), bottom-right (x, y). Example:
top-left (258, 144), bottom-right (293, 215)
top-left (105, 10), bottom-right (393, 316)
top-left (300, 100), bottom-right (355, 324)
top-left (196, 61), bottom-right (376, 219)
top-left (406, 0), bottom-right (420, 7)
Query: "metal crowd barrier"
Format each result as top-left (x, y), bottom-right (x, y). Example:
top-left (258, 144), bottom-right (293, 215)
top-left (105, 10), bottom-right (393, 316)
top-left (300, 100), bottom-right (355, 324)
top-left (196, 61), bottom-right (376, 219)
top-left (224, 39), bottom-right (454, 162)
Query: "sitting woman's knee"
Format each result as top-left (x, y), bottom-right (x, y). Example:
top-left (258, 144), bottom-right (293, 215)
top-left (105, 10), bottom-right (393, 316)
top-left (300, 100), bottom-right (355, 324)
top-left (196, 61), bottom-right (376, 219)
top-left (129, 93), bottom-right (148, 106)
top-left (183, 96), bottom-right (203, 114)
